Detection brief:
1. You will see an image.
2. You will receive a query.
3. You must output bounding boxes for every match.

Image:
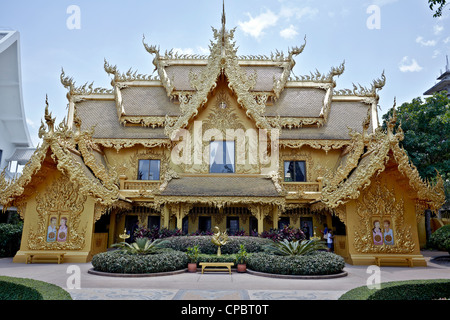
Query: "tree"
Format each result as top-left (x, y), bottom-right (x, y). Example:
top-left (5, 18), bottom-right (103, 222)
top-left (428, 0), bottom-right (448, 17)
top-left (381, 91), bottom-right (450, 205)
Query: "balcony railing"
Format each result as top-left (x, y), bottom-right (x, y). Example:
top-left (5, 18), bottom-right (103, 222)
top-left (121, 179), bottom-right (161, 191)
top-left (282, 179), bottom-right (322, 200)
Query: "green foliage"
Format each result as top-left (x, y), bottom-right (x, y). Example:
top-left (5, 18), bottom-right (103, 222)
top-left (382, 91), bottom-right (450, 203)
top-left (0, 276), bottom-right (72, 300)
top-left (111, 238), bottom-right (167, 255)
top-left (186, 245), bottom-right (200, 263)
top-left (196, 253), bottom-right (236, 264)
top-left (91, 249), bottom-right (188, 274)
top-left (247, 251), bottom-right (345, 275)
top-left (0, 223), bottom-right (23, 257)
top-left (339, 279), bottom-right (450, 300)
top-left (263, 239), bottom-right (327, 256)
top-left (428, 224), bottom-right (450, 253)
top-left (235, 244), bottom-right (248, 264)
top-left (158, 236), bottom-right (273, 254)
top-left (428, 0), bottom-right (448, 17)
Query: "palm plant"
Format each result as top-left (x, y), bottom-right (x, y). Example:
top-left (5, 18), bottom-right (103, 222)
top-left (264, 239), bottom-right (326, 256)
top-left (112, 238), bottom-right (166, 255)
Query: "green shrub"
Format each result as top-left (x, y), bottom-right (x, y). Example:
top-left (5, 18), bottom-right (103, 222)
top-left (428, 225), bottom-right (450, 254)
top-left (91, 249), bottom-right (188, 274)
top-left (194, 254), bottom-right (237, 264)
top-left (247, 251), bottom-right (345, 275)
top-left (0, 276), bottom-right (72, 300)
top-left (339, 279), bottom-right (450, 300)
top-left (0, 223), bottom-right (22, 257)
top-left (263, 239), bottom-right (327, 256)
top-left (159, 236), bottom-right (272, 254)
top-left (111, 238), bottom-right (167, 255)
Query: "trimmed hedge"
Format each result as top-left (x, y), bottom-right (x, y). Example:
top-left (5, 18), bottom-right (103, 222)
top-left (195, 253), bottom-right (236, 264)
top-left (0, 276), bottom-right (72, 300)
top-left (0, 223), bottom-right (22, 257)
top-left (339, 279), bottom-right (450, 300)
top-left (91, 249), bottom-right (188, 274)
top-left (158, 236), bottom-right (273, 254)
top-left (246, 251), bottom-right (345, 275)
top-left (428, 225), bottom-right (450, 254)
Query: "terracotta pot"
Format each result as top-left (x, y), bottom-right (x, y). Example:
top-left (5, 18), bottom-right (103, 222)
top-left (188, 263), bottom-right (197, 273)
top-left (237, 264), bottom-right (247, 273)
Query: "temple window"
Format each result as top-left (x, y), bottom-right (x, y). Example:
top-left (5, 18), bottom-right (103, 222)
top-left (278, 217), bottom-right (290, 229)
top-left (137, 159), bottom-right (161, 180)
top-left (284, 160), bottom-right (306, 182)
top-left (148, 216), bottom-right (161, 229)
top-left (226, 217), bottom-right (240, 234)
top-left (182, 217), bottom-right (189, 234)
top-left (209, 141), bottom-right (235, 173)
top-left (198, 216), bottom-right (211, 232)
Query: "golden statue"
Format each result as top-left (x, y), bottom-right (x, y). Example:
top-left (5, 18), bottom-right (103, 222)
top-left (211, 226), bottom-right (229, 256)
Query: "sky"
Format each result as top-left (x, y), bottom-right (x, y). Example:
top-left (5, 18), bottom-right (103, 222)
top-left (0, 0), bottom-right (449, 147)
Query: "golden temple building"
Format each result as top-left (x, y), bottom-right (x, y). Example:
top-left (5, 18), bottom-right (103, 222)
top-left (0, 9), bottom-right (445, 266)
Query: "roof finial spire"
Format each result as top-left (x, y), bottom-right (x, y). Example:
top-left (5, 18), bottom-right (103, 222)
top-left (446, 54), bottom-right (449, 72)
top-left (222, 0), bottom-right (226, 30)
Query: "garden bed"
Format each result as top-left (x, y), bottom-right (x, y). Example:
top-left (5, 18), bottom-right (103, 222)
top-left (91, 249), bottom-right (188, 274)
top-left (246, 251), bottom-right (346, 276)
top-left (339, 279), bottom-right (450, 300)
top-left (0, 276), bottom-right (72, 300)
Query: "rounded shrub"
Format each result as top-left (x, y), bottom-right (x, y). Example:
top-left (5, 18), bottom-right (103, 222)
top-left (158, 236), bottom-right (273, 254)
top-left (0, 223), bottom-right (22, 257)
top-left (428, 225), bottom-right (450, 254)
top-left (0, 276), bottom-right (72, 300)
top-left (339, 279), bottom-right (450, 300)
top-left (247, 251), bottom-right (345, 275)
top-left (91, 249), bottom-right (188, 274)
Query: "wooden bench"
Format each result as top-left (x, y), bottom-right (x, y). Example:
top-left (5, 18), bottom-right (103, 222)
top-left (26, 253), bottom-right (65, 264)
top-left (375, 256), bottom-right (413, 267)
top-left (199, 262), bottom-right (234, 274)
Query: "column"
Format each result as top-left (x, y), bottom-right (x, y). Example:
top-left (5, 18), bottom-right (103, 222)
top-left (272, 205), bottom-right (280, 229)
top-left (162, 205), bottom-right (170, 228)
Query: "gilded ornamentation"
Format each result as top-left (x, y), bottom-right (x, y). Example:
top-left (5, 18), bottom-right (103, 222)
top-left (28, 174), bottom-right (87, 250)
top-left (353, 179), bottom-right (415, 253)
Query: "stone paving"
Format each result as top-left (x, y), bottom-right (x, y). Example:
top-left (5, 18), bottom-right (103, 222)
top-left (1, 251), bottom-right (449, 300)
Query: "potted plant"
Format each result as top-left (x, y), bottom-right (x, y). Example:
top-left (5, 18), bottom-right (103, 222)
top-left (186, 245), bottom-right (199, 272)
top-left (235, 244), bottom-right (248, 273)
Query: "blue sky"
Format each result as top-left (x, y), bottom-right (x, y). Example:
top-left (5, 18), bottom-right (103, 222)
top-left (1, 0), bottom-right (449, 147)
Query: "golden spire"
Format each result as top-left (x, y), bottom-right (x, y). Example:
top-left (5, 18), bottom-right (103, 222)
top-left (221, 0), bottom-right (226, 47)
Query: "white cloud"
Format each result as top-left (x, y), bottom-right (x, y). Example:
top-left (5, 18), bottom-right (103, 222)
top-left (172, 46), bottom-right (210, 56)
top-left (416, 36), bottom-right (437, 47)
top-left (238, 10), bottom-right (279, 39)
top-left (434, 25), bottom-right (444, 35)
top-left (280, 6), bottom-right (319, 20)
top-left (444, 37), bottom-right (450, 44)
top-left (432, 50), bottom-right (441, 59)
top-left (280, 25), bottom-right (299, 39)
top-left (398, 56), bottom-right (423, 72)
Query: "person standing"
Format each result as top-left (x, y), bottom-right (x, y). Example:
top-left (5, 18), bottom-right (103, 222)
top-left (326, 229), bottom-right (334, 252)
top-left (302, 222), bottom-right (310, 240)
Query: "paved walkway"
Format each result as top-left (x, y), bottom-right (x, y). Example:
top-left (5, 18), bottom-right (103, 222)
top-left (0, 251), bottom-right (449, 300)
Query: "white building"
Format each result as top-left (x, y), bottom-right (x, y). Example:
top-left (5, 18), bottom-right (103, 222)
top-left (424, 55), bottom-right (450, 97)
top-left (0, 30), bottom-right (34, 180)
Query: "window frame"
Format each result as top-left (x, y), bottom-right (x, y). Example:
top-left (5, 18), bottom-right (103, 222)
top-left (137, 159), bottom-right (161, 181)
top-left (283, 160), bottom-right (307, 182)
top-left (209, 140), bottom-right (235, 174)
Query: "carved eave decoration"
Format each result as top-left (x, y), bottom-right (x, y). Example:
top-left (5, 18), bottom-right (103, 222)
top-left (320, 102), bottom-right (445, 212)
top-left (153, 195), bottom-right (286, 211)
top-left (0, 98), bottom-right (120, 210)
top-left (92, 138), bottom-right (172, 153)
